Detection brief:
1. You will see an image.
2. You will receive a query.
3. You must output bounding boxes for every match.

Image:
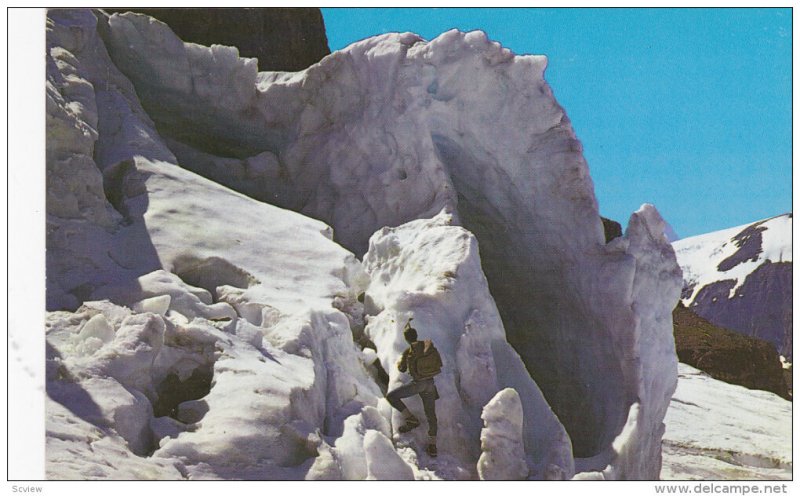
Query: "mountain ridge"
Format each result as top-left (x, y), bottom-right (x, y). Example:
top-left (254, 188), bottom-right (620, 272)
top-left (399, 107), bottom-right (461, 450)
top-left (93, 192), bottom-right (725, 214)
top-left (672, 213), bottom-right (792, 359)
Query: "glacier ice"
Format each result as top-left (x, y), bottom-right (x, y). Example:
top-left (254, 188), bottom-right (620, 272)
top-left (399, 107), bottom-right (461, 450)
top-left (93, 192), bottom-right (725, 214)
top-left (97, 10), bottom-right (684, 470)
top-left (308, 405), bottom-right (391, 480)
top-left (362, 213), bottom-right (574, 478)
top-left (46, 9), bottom-right (383, 478)
top-left (477, 388), bottom-right (529, 480)
top-left (43, 8), bottom-right (685, 480)
top-left (363, 430), bottom-right (415, 480)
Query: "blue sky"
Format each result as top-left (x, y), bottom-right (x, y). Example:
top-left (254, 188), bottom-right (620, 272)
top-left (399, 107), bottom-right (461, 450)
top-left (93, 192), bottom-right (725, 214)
top-left (321, 8), bottom-right (792, 238)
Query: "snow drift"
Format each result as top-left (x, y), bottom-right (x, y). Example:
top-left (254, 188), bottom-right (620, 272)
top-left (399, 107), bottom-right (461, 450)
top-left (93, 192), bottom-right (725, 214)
top-left (45, 8), bottom-right (683, 479)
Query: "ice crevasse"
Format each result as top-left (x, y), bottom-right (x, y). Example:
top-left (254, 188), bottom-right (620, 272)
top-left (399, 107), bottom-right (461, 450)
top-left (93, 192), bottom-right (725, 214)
top-left (44, 8), bottom-right (683, 479)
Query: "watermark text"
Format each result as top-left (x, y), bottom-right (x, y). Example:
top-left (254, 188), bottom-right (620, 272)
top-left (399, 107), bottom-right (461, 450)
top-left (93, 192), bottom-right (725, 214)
top-left (655, 483), bottom-right (789, 494)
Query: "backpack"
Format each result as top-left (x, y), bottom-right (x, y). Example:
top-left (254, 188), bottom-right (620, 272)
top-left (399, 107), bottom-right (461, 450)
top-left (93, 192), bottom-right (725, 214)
top-left (414, 340), bottom-right (443, 378)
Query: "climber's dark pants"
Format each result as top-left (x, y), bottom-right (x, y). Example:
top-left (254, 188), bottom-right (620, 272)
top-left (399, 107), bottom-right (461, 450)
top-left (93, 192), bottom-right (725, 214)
top-left (386, 378), bottom-right (438, 436)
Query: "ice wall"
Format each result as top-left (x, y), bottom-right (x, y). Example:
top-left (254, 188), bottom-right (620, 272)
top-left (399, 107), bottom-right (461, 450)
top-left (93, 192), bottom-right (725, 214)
top-left (46, 8), bottom-right (161, 310)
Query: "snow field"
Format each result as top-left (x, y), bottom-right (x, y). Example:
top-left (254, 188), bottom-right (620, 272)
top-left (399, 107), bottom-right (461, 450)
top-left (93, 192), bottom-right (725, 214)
top-left (662, 364), bottom-right (791, 480)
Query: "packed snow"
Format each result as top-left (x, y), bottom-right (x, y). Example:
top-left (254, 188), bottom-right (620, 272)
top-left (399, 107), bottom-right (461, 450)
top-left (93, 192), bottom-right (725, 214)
top-left (44, 8), bottom-right (688, 480)
top-left (662, 363), bottom-right (791, 480)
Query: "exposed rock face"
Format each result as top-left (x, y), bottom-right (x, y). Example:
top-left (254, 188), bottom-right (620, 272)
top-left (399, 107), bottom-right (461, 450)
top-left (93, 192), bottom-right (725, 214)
top-left (601, 216), bottom-right (622, 243)
top-left (690, 262), bottom-right (792, 359)
top-left (673, 214), bottom-right (792, 359)
top-left (673, 304), bottom-right (789, 399)
top-left (103, 8), bottom-right (330, 71)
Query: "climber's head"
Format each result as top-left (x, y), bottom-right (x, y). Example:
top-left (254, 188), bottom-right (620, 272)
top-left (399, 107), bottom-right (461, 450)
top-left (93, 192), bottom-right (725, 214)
top-left (403, 326), bottom-right (418, 344)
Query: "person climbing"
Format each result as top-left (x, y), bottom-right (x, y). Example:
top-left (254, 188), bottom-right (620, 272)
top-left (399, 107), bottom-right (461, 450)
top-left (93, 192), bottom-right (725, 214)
top-left (386, 317), bottom-right (442, 458)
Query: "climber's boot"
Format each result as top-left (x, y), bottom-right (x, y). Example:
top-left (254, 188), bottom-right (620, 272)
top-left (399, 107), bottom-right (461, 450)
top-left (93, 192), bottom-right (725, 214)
top-left (398, 416), bottom-right (420, 433)
top-left (426, 438), bottom-right (438, 458)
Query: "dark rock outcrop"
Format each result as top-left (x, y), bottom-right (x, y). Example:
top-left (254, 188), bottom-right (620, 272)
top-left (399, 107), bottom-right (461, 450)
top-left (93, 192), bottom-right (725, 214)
top-left (601, 216), bottom-right (622, 243)
top-left (716, 220), bottom-right (769, 272)
top-left (673, 303), bottom-right (790, 399)
top-left (689, 261), bottom-right (792, 359)
top-left (103, 8), bottom-right (330, 72)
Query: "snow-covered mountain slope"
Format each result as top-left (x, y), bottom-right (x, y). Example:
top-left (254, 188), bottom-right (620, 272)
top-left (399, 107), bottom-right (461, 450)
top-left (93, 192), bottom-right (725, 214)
top-left (672, 214), bottom-right (792, 358)
top-left (45, 8), bottom-right (683, 479)
top-left (662, 363), bottom-right (791, 480)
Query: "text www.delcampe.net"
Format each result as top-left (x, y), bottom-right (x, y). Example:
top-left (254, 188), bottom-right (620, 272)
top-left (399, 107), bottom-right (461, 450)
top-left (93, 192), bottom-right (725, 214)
top-left (655, 484), bottom-right (789, 494)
